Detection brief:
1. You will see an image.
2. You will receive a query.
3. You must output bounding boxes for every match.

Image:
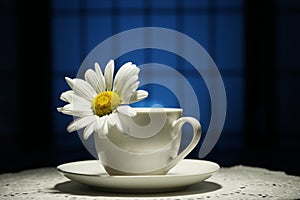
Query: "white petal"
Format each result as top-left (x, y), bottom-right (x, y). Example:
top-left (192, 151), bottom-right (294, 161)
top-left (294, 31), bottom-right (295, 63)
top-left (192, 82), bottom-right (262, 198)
top-left (94, 62), bottom-right (103, 76)
top-left (120, 75), bottom-right (139, 100)
top-left (65, 77), bottom-right (74, 89)
top-left (60, 90), bottom-right (74, 103)
top-left (61, 91), bottom-right (91, 106)
top-left (72, 93), bottom-right (92, 107)
top-left (94, 116), bottom-right (109, 136)
top-left (71, 78), bottom-right (97, 102)
top-left (119, 74), bottom-right (138, 95)
top-left (117, 105), bottom-right (137, 117)
top-left (107, 112), bottom-right (117, 127)
top-left (113, 62), bottom-right (134, 92)
top-left (66, 115), bottom-right (97, 132)
top-left (94, 62), bottom-right (106, 92)
top-left (83, 120), bottom-right (95, 140)
top-left (128, 90), bottom-right (149, 104)
top-left (121, 81), bottom-right (140, 103)
top-left (58, 103), bottom-right (93, 117)
top-left (94, 116), bottom-right (104, 132)
top-left (113, 62), bottom-right (139, 94)
top-left (102, 117), bottom-right (109, 135)
top-left (84, 69), bottom-right (103, 94)
top-left (104, 59), bottom-right (114, 91)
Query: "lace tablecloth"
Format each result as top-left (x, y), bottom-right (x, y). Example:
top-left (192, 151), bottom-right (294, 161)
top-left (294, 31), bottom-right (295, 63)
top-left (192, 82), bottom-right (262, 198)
top-left (0, 164), bottom-right (299, 200)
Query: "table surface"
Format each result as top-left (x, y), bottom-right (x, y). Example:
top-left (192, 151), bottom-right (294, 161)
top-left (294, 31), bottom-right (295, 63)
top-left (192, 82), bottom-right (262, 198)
top-left (1, 162), bottom-right (300, 200)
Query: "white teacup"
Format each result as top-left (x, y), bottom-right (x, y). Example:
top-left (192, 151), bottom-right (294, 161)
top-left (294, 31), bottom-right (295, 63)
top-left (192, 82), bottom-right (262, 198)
top-left (94, 107), bottom-right (201, 175)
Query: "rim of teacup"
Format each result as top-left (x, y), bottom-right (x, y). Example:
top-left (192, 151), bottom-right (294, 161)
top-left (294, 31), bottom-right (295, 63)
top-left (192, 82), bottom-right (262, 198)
top-left (131, 107), bottom-right (182, 112)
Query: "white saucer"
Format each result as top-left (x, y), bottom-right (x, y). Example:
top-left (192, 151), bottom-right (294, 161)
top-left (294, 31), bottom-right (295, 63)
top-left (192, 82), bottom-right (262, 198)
top-left (57, 159), bottom-right (220, 193)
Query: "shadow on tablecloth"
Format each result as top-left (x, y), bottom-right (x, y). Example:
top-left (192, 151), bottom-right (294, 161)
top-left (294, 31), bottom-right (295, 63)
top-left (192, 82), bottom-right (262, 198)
top-left (52, 180), bottom-right (221, 198)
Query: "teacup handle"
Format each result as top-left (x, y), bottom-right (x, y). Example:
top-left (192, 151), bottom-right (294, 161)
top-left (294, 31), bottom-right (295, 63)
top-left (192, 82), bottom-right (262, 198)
top-left (165, 117), bottom-right (202, 172)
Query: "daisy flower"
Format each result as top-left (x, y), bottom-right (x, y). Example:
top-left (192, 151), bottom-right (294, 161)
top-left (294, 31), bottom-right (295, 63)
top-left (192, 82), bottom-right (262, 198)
top-left (57, 59), bottom-right (148, 140)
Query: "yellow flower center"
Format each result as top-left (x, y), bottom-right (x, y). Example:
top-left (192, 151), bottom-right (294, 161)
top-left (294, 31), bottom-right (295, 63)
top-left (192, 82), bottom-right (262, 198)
top-left (92, 91), bottom-right (121, 117)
